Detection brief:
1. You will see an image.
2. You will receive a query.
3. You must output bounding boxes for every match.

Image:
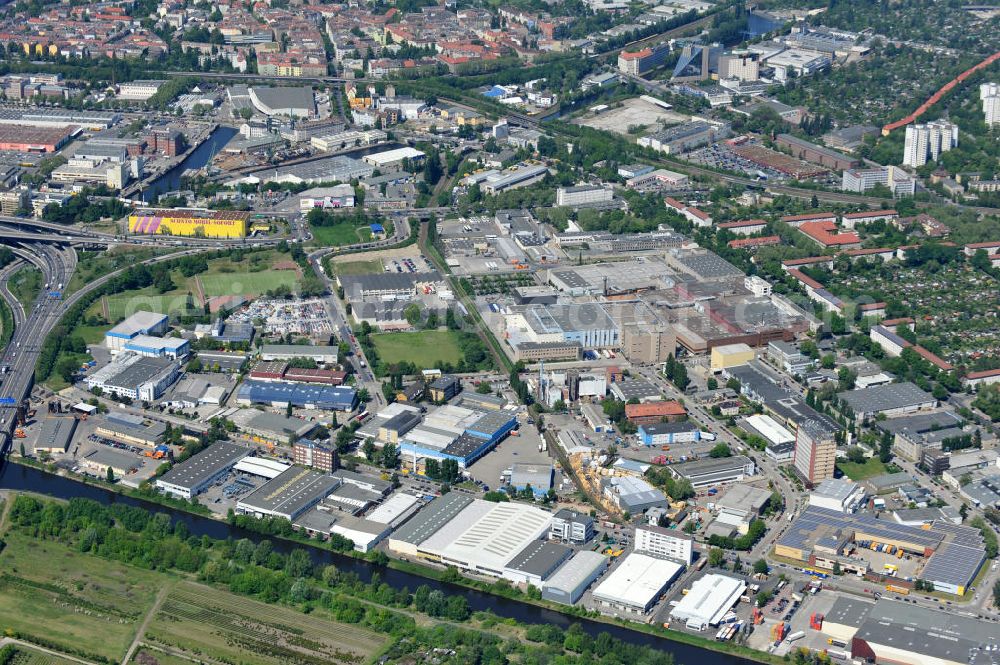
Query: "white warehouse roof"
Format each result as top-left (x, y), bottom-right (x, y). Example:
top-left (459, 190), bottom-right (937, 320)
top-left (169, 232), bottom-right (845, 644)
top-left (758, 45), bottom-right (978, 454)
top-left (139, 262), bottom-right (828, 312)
top-left (234, 457), bottom-right (291, 479)
top-left (591, 553), bottom-right (683, 611)
top-left (669, 573), bottom-right (746, 626)
top-left (363, 147), bottom-right (425, 167)
top-left (744, 414), bottom-right (794, 445)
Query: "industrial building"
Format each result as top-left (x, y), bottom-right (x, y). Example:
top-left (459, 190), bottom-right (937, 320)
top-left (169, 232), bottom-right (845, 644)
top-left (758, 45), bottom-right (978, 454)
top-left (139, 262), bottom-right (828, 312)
top-left (825, 598), bottom-right (1000, 665)
top-left (123, 335), bottom-right (189, 360)
top-left (591, 553), bottom-right (683, 614)
top-left (541, 550), bottom-right (608, 604)
top-left (710, 343), bottom-right (755, 371)
top-left (386, 495), bottom-right (552, 577)
top-left (236, 467), bottom-right (340, 521)
top-left (502, 540), bottom-right (573, 588)
top-left (712, 484), bottom-right (772, 535)
top-left (338, 271), bottom-right (440, 300)
top-left (104, 311), bottom-right (169, 353)
top-left (808, 478), bottom-right (866, 513)
top-left (504, 303), bottom-right (619, 351)
top-left (156, 441), bottom-right (251, 499)
top-left (601, 475), bottom-right (668, 513)
top-left (668, 455), bottom-right (755, 488)
top-left (128, 209), bottom-right (251, 238)
top-left (85, 354), bottom-right (180, 401)
top-left (624, 401), bottom-right (685, 425)
top-left (777, 505), bottom-right (987, 595)
top-left (637, 421), bottom-right (705, 446)
top-left (668, 573), bottom-right (747, 630)
top-left (83, 448), bottom-right (141, 477)
top-left (32, 417), bottom-right (77, 454)
top-left (96, 412), bottom-right (166, 447)
top-left (362, 146), bottom-right (425, 168)
top-left (509, 463), bottom-right (554, 497)
top-left (260, 344), bottom-right (339, 364)
top-left (231, 410), bottom-right (318, 446)
top-left (248, 85), bottom-right (315, 118)
top-left (399, 405), bottom-right (518, 468)
top-left (837, 382), bottom-right (937, 419)
top-left (236, 380), bottom-right (358, 411)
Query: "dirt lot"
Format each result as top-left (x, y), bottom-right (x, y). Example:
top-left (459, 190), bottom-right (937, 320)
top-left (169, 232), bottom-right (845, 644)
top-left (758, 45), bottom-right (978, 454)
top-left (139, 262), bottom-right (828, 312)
top-left (575, 97), bottom-right (689, 136)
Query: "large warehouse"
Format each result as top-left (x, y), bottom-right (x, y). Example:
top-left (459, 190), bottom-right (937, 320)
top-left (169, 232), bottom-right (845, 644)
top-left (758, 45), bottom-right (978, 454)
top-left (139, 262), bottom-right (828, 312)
top-left (236, 380), bottom-right (358, 411)
top-left (822, 598), bottom-right (1000, 665)
top-left (591, 552), bottom-right (683, 614)
top-left (777, 505), bottom-right (987, 595)
top-left (104, 311), bottom-right (169, 353)
top-left (669, 573), bottom-right (746, 630)
top-left (156, 441), bottom-right (250, 499)
top-left (387, 494), bottom-right (552, 578)
top-left (399, 404), bottom-right (518, 468)
top-left (541, 550), bottom-right (608, 605)
top-left (128, 209), bottom-right (251, 238)
top-left (84, 354), bottom-right (180, 401)
top-left (668, 455), bottom-right (756, 488)
top-left (236, 467), bottom-right (340, 521)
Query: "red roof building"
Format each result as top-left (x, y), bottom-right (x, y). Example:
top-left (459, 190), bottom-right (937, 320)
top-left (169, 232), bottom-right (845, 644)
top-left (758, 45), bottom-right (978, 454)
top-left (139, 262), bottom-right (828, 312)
top-left (779, 211), bottom-right (837, 227)
top-left (798, 221), bottom-right (862, 248)
top-left (728, 235), bottom-right (781, 249)
top-left (625, 400), bottom-right (686, 425)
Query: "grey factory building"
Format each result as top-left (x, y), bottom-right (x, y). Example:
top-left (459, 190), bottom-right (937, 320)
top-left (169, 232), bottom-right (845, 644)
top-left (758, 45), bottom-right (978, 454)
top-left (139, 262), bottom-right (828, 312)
top-left (236, 467), bottom-right (340, 521)
top-left (502, 540), bottom-right (573, 588)
top-left (541, 550), bottom-right (609, 605)
top-left (837, 382), bottom-right (937, 419)
top-left (32, 417), bottom-right (78, 454)
top-left (156, 441), bottom-right (251, 499)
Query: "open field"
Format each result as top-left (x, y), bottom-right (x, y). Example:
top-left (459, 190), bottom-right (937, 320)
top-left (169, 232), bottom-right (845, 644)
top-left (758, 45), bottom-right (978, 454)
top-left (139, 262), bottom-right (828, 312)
top-left (836, 458), bottom-right (889, 480)
top-left (198, 269), bottom-right (299, 298)
top-left (143, 581), bottom-right (385, 665)
top-left (66, 247), bottom-right (173, 297)
top-left (311, 224), bottom-right (371, 247)
top-left (333, 259), bottom-right (384, 275)
top-left (371, 330), bottom-right (465, 368)
top-left (573, 96), bottom-right (688, 136)
top-left (0, 532), bottom-right (163, 662)
top-left (9, 265), bottom-right (43, 307)
top-left (129, 648), bottom-right (202, 665)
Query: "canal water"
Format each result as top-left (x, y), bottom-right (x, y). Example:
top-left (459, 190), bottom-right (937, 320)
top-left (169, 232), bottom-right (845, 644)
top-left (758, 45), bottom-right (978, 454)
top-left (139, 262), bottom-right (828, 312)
top-left (142, 126), bottom-right (239, 202)
top-left (0, 462), bottom-right (757, 665)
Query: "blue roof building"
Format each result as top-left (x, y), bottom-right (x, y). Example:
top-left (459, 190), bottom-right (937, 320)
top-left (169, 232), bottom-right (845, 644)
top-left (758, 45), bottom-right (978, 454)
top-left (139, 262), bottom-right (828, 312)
top-left (237, 380), bottom-right (358, 411)
top-left (369, 222), bottom-right (385, 234)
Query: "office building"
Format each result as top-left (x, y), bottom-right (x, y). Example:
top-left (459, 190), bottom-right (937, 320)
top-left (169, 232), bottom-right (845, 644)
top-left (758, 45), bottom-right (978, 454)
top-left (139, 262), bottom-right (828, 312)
top-left (555, 184), bottom-right (613, 208)
top-left (549, 509), bottom-right (595, 544)
top-left (982, 83), bottom-right (1000, 127)
top-left (719, 52), bottom-right (760, 81)
top-left (793, 419), bottom-right (837, 485)
top-left (618, 43), bottom-right (670, 76)
top-left (118, 80), bottom-right (166, 101)
top-left (903, 120), bottom-right (958, 167)
top-left (842, 165), bottom-right (915, 196)
top-left (635, 524), bottom-right (694, 564)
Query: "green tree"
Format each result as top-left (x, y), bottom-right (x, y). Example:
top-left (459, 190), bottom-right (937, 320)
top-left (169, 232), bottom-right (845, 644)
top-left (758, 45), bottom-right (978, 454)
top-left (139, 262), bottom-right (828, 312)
top-left (709, 443), bottom-right (732, 458)
top-left (106, 467), bottom-right (115, 483)
top-left (708, 547), bottom-right (725, 568)
top-left (753, 559), bottom-right (769, 575)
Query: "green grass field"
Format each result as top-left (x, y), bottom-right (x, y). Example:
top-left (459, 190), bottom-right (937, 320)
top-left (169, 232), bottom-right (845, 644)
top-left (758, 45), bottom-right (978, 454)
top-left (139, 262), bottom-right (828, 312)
top-left (0, 532), bottom-right (164, 662)
top-left (198, 269), bottom-right (299, 298)
top-left (333, 259), bottom-right (384, 275)
top-left (311, 224), bottom-right (369, 247)
top-left (144, 581), bottom-right (385, 665)
top-left (9, 265), bottom-right (43, 307)
top-left (372, 330), bottom-right (465, 368)
top-left (836, 458), bottom-right (889, 480)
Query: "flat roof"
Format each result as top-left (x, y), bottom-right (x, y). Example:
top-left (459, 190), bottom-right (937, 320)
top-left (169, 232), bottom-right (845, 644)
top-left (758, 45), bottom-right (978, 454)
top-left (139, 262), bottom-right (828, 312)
top-left (157, 441), bottom-right (250, 490)
top-left (504, 540), bottom-right (572, 577)
top-left (85, 448), bottom-right (140, 472)
top-left (34, 417), bottom-right (77, 450)
top-left (107, 311), bottom-right (167, 338)
top-left (238, 467), bottom-right (339, 519)
top-left (742, 414), bottom-right (794, 445)
top-left (390, 492), bottom-right (474, 546)
top-left (592, 552), bottom-right (683, 609)
top-left (824, 596), bottom-right (874, 628)
top-left (543, 550), bottom-right (608, 593)
top-left (837, 381), bottom-right (935, 414)
top-left (671, 455), bottom-right (752, 478)
top-left (812, 478), bottom-right (861, 502)
top-left (669, 573), bottom-right (746, 625)
top-left (104, 356), bottom-right (175, 389)
top-left (260, 344), bottom-right (339, 358)
top-left (855, 599), bottom-right (1000, 661)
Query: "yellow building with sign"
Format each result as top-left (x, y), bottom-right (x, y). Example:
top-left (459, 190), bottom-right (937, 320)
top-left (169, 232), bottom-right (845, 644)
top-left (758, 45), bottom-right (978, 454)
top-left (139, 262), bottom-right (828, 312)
top-left (128, 209), bottom-right (250, 238)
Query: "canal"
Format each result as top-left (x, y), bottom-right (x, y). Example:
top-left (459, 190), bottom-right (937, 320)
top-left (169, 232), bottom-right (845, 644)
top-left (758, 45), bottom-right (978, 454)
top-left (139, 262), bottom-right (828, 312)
top-left (0, 462), bottom-right (758, 665)
top-left (142, 125), bottom-right (239, 202)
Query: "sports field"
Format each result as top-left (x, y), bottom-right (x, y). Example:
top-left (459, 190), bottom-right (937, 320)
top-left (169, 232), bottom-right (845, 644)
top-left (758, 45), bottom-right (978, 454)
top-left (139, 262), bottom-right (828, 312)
top-left (144, 581), bottom-right (385, 665)
top-left (371, 330), bottom-right (464, 368)
top-left (0, 532), bottom-right (163, 662)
